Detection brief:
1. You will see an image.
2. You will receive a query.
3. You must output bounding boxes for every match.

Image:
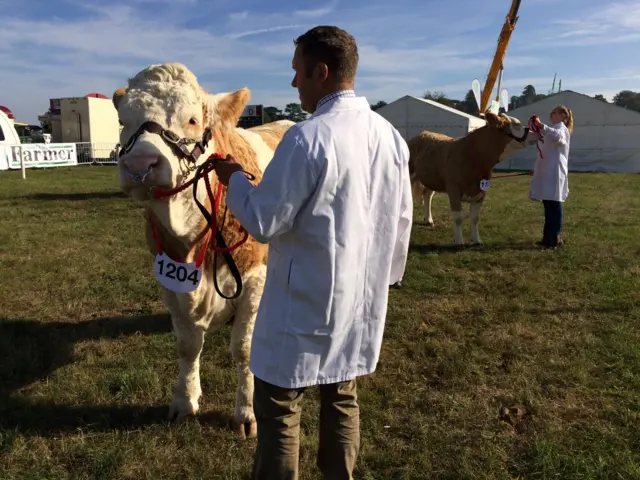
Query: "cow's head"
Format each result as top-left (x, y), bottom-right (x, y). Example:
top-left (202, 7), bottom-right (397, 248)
top-left (113, 63), bottom-right (249, 201)
top-left (479, 112), bottom-right (537, 164)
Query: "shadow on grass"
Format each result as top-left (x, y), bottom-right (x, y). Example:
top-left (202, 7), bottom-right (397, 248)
top-left (14, 192), bottom-right (127, 201)
top-left (0, 399), bottom-right (232, 436)
top-left (0, 314), bottom-right (232, 435)
top-left (409, 241), bottom-right (542, 254)
top-left (0, 314), bottom-right (172, 396)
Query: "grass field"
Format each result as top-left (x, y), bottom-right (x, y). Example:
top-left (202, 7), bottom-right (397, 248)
top-left (1, 166), bottom-right (639, 479)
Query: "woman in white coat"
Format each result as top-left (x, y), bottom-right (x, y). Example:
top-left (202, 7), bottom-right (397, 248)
top-left (529, 105), bottom-right (574, 249)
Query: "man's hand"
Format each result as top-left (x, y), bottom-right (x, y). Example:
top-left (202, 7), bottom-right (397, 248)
top-left (213, 154), bottom-right (243, 186)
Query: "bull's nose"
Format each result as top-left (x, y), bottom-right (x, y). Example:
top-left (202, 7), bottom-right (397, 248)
top-left (123, 155), bottom-right (161, 173)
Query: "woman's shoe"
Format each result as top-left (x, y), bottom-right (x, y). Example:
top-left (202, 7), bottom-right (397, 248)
top-left (542, 235), bottom-right (564, 250)
top-left (536, 236), bottom-right (550, 247)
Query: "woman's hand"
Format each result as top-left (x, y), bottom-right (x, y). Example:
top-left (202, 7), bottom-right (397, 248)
top-left (532, 115), bottom-right (544, 129)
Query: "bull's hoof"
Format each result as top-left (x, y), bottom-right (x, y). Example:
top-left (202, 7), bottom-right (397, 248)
top-left (470, 240), bottom-right (484, 247)
top-left (232, 419), bottom-right (258, 439)
top-left (168, 398), bottom-right (199, 422)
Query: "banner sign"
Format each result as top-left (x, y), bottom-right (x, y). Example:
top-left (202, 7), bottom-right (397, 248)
top-left (0, 143), bottom-right (78, 169)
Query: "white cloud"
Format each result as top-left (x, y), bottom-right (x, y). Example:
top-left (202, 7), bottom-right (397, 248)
top-left (228, 25), bottom-right (308, 40)
top-left (249, 90), bottom-right (300, 109)
top-left (2, 0), bottom-right (639, 124)
top-left (228, 11), bottom-right (249, 21)
top-left (294, 0), bottom-right (338, 17)
top-left (582, 91), bottom-right (619, 102)
top-left (518, 0), bottom-right (640, 47)
top-left (129, 0), bottom-right (198, 3)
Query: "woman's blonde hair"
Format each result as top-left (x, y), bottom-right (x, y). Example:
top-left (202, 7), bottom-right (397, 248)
top-left (552, 105), bottom-right (574, 134)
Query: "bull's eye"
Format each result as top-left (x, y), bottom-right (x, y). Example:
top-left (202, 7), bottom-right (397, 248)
top-left (189, 118), bottom-right (197, 125)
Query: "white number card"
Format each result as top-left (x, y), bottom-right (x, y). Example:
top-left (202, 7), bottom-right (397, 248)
top-left (479, 179), bottom-right (491, 191)
top-left (153, 253), bottom-right (202, 293)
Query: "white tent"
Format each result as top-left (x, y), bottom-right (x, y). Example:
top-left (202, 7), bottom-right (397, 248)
top-left (496, 90), bottom-right (640, 173)
top-left (375, 95), bottom-right (485, 141)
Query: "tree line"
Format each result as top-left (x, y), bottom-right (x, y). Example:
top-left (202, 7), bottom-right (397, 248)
top-left (257, 87), bottom-right (640, 124)
top-left (262, 104), bottom-right (308, 123)
top-left (36, 87), bottom-right (640, 133)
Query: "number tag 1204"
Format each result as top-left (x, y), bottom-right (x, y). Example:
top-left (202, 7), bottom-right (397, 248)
top-left (153, 253), bottom-right (202, 293)
top-left (479, 179), bottom-right (492, 191)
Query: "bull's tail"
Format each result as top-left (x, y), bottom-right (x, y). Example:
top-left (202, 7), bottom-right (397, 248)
top-left (410, 174), bottom-right (423, 202)
top-left (409, 158), bottom-right (425, 204)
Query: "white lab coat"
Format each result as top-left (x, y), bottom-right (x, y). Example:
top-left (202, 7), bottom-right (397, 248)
top-left (226, 95), bottom-right (413, 389)
top-left (529, 122), bottom-right (571, 202)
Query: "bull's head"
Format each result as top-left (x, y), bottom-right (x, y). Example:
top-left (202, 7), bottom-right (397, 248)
top-left (113, 63), bottom-right (250, 201)
top-left (481, 112), bottom-right (538, 163)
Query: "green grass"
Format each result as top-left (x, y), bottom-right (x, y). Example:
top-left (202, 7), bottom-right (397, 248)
top-left (1, 166), bottom-right (639, 479)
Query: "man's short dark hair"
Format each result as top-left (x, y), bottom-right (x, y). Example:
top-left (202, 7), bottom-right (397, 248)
top-left (294, 26), bottom-right (359, 83)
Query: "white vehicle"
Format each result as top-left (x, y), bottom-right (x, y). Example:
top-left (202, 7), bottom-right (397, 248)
top-left (0, 110), bottom-right (20, 171)
top-left (0, 109), bottom-right (20, 145)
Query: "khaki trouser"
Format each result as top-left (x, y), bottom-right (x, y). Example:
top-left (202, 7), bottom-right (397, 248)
top-left (250, 376), bottom-right (360, 480)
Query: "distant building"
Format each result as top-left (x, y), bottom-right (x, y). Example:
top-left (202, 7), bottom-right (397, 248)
top-left (237, 104), bottom-right (264, 129)
top-left (36, 94), bottom-right (120, 162)
top-left (38, 94), bottom-right (120, 145)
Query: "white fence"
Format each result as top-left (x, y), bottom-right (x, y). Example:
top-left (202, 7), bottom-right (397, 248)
top-left (76, 142), bottom-right (118, 165)
top-left (0, 142), bottom-right (118, 171)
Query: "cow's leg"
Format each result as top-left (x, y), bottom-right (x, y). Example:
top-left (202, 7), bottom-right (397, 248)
top-left (169, 314), bottom-right (206, 420)
top-left (447, 190), bottom-right (465, 245)
top-left (470, 200), bottom-right (484, 245)
top-left (423, 189), bottom-right (435, 226)
top-left (229, 271), bottom-right (265, 439)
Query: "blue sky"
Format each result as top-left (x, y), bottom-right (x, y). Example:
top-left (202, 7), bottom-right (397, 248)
top-left (2, 0), bottom-right (640, 123)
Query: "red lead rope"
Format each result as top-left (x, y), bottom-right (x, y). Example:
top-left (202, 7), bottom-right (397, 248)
top-left (528, 115), bottom-right (544, 160)
top-left (149, 153), bottom-right (249, 267)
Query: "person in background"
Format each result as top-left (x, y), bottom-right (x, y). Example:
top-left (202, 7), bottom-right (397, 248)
top-left (212, 25), bottom-right (412, 480)
top-left (529, 105), bottom-right (574, 249)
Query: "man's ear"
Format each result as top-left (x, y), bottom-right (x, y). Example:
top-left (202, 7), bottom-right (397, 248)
top-left (112, 86), bottom-right (128, 110)
top-left (314, 62), bottom-right (329, 83)
top-left (213, 88), bottom-right (251, 127)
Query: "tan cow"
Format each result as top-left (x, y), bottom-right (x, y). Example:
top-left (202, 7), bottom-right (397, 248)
top-left (409, 112), bottom-right (537, 245)
top-left (113, 62), bottom-right (295, 438)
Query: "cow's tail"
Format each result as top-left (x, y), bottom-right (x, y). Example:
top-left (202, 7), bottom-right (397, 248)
top-left (408, 151), bottom-right (425, 204)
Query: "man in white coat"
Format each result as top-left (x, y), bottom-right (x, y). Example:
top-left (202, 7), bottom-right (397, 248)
top-left (213, 25), bottom-right (413, 480)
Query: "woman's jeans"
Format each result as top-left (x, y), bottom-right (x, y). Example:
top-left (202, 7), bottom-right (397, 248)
top-left (542, 200), bottom-right (563, 243)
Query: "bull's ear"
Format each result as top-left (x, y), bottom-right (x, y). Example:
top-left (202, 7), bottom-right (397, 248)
top-left (112, 86), bottom-right (128, 110)
top-left (215, 87), bottom-right (250, 126)
top-left (485, 111), bottom-right (499, 126)
top-left (485, 111), bottom-right (509, 129)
